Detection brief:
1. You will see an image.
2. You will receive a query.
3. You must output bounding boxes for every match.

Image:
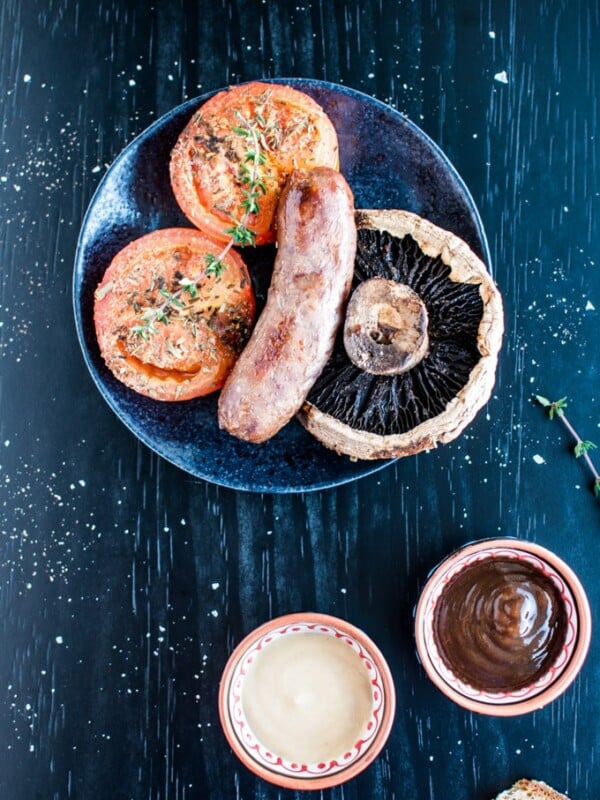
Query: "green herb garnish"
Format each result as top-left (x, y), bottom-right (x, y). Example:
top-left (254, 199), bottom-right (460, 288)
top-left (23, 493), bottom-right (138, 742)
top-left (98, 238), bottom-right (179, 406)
top-left (535, 395), bottom-right (600, 499)
top-left (132, 108), bottom-right (269, 338)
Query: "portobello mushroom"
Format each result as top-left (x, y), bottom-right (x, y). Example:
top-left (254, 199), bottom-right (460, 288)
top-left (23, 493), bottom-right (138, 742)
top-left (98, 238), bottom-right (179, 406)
top-left (298, 209), bottom-right (504, 460)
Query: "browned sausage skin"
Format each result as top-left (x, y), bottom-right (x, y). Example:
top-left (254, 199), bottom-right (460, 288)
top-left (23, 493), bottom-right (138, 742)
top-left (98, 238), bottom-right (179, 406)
top-left (218, 166), bottom-right (357, 443)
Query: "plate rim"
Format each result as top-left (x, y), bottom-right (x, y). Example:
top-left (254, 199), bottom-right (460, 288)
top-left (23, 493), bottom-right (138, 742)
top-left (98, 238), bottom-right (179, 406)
top-left (72, 77), bottom-right (491, 494)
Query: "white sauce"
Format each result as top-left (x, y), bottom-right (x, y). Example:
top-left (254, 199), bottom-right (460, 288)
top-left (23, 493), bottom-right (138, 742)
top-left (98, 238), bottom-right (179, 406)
top-left (241, 632), bottom-right (373, 764)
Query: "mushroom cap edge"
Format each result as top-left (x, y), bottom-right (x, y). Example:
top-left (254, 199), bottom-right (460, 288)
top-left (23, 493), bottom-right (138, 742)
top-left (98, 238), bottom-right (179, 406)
top-left (298, 209), bottom-right (505, 461)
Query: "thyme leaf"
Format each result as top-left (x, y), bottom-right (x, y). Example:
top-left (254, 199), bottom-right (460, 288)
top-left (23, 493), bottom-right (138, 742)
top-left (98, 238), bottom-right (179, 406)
top-left (535, 394), bottom-right (600, 501)
top-left (204, 253), bottom-right (225, 277)
top-left (131, 104), bottom-right (269, 337)
top-left (178, 277), bottom-right (199, 298)
top-left (574, 440), bottom-right (597, 458)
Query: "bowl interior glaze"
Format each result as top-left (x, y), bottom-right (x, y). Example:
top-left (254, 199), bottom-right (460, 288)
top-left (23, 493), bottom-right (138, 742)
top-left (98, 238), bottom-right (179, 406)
top-left (414, 539), bottom-right (592, 716)
top-left (218, 613), bottom-right (396, 789)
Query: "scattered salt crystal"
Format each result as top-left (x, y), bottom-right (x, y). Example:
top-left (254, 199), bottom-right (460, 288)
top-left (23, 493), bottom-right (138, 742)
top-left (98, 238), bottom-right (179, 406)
top-left (489, 31), bottom-right (496, 39)
top-left (494, 70), bottom-right (508, 84)
top-left (585, 300), bottom-right (595, 311)
top-left (533, 454), bottom-right (545, 465)
top-left (23, 74), bottom-right (31, 83)
top-left (55, 635), bottom-right (63, 644)
top-left (211, 582), bottom-right (220, 590)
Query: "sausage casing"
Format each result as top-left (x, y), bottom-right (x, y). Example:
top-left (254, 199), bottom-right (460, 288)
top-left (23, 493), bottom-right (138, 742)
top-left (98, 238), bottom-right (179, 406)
top-left (218, 166), bottom-right (357, 443)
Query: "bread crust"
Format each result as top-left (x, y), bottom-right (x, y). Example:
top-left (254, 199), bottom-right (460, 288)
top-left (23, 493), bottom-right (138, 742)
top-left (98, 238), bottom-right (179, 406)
top-left (495, 778), bottom-right (570, 800)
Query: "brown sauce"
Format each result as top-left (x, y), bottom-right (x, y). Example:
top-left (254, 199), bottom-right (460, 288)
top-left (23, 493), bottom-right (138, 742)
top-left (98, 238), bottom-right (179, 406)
top-left (433, 557), bottom-right (568, 692)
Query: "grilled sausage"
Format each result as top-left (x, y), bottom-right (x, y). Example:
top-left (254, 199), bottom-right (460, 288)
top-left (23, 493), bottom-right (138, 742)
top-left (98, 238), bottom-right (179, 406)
top-left (218, 166), bottom-right (357, 443)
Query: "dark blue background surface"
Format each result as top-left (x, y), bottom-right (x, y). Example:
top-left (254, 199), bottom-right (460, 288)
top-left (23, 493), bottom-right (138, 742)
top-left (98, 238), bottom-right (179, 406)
top-left (1, 1), bottom-right (598, 798)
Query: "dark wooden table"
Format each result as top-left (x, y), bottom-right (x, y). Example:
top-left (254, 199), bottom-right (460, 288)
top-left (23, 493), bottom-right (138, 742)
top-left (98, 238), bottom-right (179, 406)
top-left (1, 2), bottom-right (599, 798)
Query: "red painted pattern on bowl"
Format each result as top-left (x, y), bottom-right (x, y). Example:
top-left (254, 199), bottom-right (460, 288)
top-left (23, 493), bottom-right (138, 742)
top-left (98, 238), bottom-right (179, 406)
top-left (218, 613), bottom-right (396, 790)
top-left (422, 545), bottom-right (577, 703)
top-left (414, 539), bottom-right (591, 716)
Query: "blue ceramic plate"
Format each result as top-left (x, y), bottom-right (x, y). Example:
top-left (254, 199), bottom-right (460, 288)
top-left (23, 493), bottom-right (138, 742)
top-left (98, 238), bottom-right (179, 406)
top-left (73, 78), bottom-right (490, 494)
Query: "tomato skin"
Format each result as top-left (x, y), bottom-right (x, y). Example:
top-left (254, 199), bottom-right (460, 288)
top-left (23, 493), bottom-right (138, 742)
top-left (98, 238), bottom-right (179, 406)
top-left (169, 81), bottom-right (339, 246)
top-left (94, 228), bottom-right (255, 401)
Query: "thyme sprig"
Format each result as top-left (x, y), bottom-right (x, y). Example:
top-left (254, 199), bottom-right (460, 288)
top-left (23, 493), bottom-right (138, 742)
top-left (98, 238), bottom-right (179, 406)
top-left (131, 110), bottom-right (267, 339)
top-left (535, 395), bottom-right (600, 499)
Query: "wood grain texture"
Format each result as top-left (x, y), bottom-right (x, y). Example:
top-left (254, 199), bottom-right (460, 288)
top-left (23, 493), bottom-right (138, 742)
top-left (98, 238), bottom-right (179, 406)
top-left (0, 1), bottom-right (598, 798)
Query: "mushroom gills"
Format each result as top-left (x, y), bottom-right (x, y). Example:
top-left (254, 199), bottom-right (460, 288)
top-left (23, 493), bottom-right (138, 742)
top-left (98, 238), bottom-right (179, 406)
top-left (306, 228), bottom-right (485, 437)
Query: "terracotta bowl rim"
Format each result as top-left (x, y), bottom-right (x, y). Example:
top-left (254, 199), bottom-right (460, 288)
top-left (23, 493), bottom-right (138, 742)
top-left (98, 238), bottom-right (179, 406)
top-left (414, 537), bottom-right (592, 716)
top-left (218, 611), bottom-right (396, 790)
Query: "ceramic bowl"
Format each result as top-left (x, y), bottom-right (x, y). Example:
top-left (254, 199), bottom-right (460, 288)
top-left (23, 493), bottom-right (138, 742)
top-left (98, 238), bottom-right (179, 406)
top-left (414, 538), bottom-right (591, 716)
top-left (218, 612), bottom-right (396, 790)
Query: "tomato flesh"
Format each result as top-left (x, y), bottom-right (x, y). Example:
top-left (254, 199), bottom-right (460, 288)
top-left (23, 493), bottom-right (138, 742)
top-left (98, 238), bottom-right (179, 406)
top-left (94, 228), bottom-right (255, 401)
top-left (170, 81), bottom-right (339, 245)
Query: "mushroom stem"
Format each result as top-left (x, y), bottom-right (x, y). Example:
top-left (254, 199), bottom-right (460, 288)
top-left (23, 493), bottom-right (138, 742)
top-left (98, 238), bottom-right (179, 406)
top-left (343, 277), bottom-right (429, 375)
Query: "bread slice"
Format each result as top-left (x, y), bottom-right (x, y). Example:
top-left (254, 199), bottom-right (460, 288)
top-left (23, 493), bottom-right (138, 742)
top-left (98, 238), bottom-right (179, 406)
top-left (495, 778), bottom-right (570, 800)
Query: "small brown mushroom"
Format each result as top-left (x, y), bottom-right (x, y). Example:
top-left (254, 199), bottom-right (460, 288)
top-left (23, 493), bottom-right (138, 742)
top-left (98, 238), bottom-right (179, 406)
top-left (298, 209), bottom-right (504, 460)
top-left (343, 278), bottom-right (429, 375)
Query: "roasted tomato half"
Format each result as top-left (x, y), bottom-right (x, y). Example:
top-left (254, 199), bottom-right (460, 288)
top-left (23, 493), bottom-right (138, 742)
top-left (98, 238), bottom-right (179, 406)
top-left (94, 227), bottom-right (256, 401)
top-left (170, 81), bottom-right (339, 246)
